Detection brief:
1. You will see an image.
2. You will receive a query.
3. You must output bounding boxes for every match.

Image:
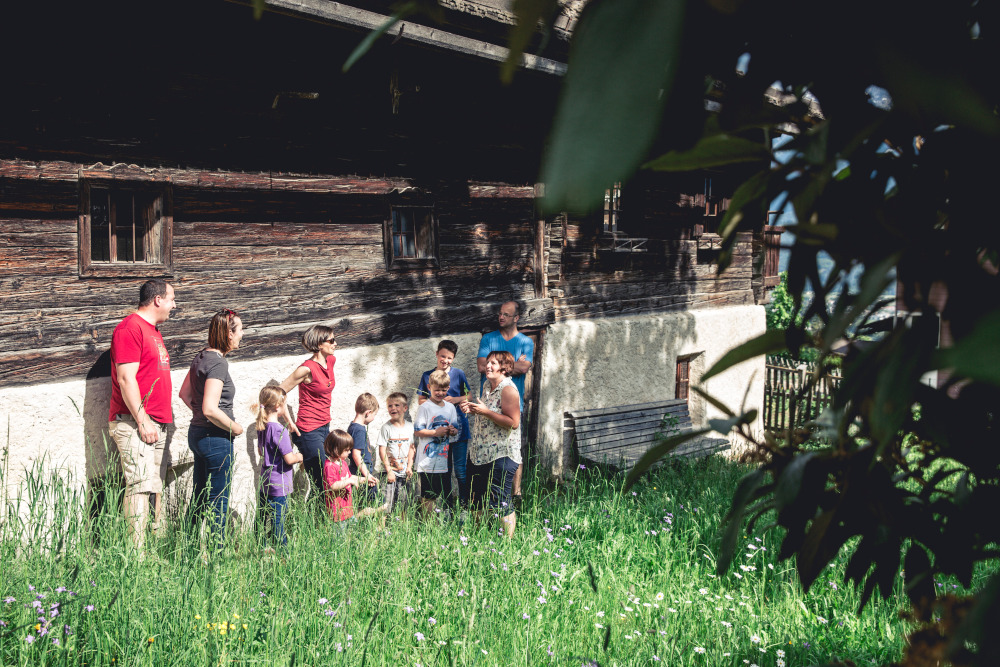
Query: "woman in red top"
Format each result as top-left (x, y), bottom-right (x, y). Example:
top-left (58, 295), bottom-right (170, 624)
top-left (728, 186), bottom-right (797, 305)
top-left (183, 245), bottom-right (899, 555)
top-left (280, 325), bottom-right (336, 500)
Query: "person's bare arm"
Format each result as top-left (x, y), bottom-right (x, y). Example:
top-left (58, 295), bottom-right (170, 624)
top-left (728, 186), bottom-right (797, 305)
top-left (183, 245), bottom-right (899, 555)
top-left (415, 427), bottom-right (450, 438)
top-left (379, 446), bottom-right (395, 482)
top-left (201, 378), bottom-right (243, 435)
top-left (511, 355), bottom-right (531, 376)
top-left (282, 450), bottom-right (303, 465)
top-left (115, 361), bottom-right (158, 444)
top-left (279, 402), bottom-right (300, 436)
top-left (477, 356), bottom-right (488, 374)
top-left (329, 475), bottom-right (359, 491)
top-left (352, 448), bottom-right (376, 484)
top-left (178, 370), bottom-right (195, 412)
top-left (464, 386), bottom-right (520, 430)
top-left (278, 366), bottom-right (310, 436)
top-left (405, 445), bottom-right (416, 479)
top-left (279, 365), bottom-right (311, 393)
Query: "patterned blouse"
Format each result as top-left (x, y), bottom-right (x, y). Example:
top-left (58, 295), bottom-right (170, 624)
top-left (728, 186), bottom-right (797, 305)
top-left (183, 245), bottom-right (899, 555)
top-left (469, 376), bottom-right (522, 466)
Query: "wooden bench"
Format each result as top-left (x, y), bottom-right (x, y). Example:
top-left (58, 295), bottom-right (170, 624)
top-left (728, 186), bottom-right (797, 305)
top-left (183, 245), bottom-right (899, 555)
top-left (566, 399), bottom-right (730, 469)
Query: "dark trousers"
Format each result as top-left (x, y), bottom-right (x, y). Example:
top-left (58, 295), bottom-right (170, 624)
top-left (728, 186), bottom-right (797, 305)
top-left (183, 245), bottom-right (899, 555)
top-left (294, 424), bottom-right (329, 502)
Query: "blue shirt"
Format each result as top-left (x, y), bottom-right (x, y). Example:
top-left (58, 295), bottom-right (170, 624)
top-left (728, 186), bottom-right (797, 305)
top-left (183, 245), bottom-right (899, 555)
top-left (417, 367), bottom-right (471, 441)
top-left (477, 330), bottom-right (534, 410)
top-left (347, 422), bottom-right (373, 475)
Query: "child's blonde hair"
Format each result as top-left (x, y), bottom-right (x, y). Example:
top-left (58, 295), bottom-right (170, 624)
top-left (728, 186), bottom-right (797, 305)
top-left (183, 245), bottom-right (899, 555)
top-left (428, 369), bottom-right (451, 389)
top-left (255, 385), bottom-right (287, 431)
top-left (387, 391), bottom-right (408, 405)
top-left (354, 392), bottom-right (379, 414)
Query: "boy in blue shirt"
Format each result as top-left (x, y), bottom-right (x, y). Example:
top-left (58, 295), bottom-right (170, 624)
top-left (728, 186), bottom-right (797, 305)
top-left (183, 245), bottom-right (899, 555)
top-left (348, 392), bottom-right (380, 507)
top-left (418, 340), bottom-right (471, 515)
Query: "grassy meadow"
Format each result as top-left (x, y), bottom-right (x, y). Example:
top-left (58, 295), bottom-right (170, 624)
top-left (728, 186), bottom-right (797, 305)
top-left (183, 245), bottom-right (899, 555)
top-left (0, 455), bottom-right (966, 666)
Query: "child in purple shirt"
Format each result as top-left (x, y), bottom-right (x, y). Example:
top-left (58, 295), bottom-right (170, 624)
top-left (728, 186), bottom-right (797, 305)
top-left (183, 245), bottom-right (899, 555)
top-left (256, 386), bottom-right (302, 547)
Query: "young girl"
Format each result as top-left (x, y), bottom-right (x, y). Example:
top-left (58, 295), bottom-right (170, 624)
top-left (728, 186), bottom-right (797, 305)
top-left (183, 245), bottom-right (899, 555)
top-left (323, 430), bottom-right (384, 523)
top-left (256, 386), bottom-right (303, 546)
top-left (323, 429), bottom-right (359, 522)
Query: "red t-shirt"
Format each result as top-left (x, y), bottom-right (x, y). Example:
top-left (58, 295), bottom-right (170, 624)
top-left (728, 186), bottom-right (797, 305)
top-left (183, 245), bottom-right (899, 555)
top-left (108, 313), bottom-right (173, 424)
top-left (296, 357), bottom-right (335, 433)
top-left (323, 458), bottom-right (353, 521)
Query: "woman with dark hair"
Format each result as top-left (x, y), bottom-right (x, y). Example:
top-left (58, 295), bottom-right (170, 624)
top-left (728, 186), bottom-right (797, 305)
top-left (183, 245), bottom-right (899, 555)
top-left (460, 350), bottom-right (522, 538)
top-left (179, 308), bottom-right (245, 541)
top-left (279, 324), bottom-right (337, 500)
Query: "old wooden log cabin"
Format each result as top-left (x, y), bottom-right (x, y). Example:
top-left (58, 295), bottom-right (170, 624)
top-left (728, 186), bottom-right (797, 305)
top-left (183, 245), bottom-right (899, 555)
top-left (0, 0), bottom-right (773, 514)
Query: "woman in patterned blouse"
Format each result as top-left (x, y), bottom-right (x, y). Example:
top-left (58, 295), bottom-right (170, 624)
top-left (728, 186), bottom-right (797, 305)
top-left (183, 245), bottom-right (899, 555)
top-left (461, 350), bottom-right (521, 538)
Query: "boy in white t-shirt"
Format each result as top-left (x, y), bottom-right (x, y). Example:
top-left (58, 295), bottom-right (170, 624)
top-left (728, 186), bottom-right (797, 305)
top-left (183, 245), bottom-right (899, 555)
top-left (376, 391), bottom-right (415, 517)
top-left (414, 370), bottom-right (459, 518)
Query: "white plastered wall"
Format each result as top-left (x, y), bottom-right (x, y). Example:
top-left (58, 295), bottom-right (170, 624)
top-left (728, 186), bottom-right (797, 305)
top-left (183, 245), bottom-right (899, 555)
top-left (0, 333), bottom-right (484, 525)
top-left (0, 305), bottom-right (766, 523)
top-left (534, 305), bottom-right (766, 476)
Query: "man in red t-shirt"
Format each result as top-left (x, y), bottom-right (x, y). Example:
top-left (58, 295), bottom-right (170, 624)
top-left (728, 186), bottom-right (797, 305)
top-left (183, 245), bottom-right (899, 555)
top-left (108, 279), bottom-right (177, 547)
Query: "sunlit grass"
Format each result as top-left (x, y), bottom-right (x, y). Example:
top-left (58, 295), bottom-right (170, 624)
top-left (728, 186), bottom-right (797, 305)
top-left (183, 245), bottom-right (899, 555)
top-left (1, 453), bottom-right (984, 666)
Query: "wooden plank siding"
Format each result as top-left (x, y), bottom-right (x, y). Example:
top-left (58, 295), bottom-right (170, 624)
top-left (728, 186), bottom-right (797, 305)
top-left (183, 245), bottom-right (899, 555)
top-left (0, 163), bottom-right (547, 386)
top-left (1, 161), bottom-right (760, 388)
top-left (0, 155), bottom-right (762, 388)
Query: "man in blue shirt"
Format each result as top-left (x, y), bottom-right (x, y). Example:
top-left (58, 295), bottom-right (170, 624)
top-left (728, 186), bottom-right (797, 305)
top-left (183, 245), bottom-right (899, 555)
top-left (477, 300), bottom-right (534, 505)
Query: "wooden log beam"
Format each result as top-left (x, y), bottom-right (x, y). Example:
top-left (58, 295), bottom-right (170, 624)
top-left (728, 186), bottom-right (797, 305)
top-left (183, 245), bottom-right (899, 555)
top-left (0, 159), bottom-right (538, 199)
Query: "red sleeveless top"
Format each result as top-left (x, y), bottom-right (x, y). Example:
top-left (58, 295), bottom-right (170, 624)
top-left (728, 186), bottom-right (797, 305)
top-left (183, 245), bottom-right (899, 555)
top-left (296, 356), bottom-right (335, 432)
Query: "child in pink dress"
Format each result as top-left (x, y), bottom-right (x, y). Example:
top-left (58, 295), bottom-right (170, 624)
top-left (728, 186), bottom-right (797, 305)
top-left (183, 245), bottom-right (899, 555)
top-left (322, 430), bottom-right (358, 522)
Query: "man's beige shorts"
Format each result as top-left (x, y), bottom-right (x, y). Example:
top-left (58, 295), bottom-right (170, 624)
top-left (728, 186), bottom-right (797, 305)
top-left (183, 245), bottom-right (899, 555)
top-left (109, 415), bottom-right (167, 496)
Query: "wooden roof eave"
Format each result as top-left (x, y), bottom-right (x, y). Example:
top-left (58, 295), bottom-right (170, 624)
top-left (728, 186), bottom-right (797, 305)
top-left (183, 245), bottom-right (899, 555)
top-left (243, 0), bottom-right (568, 77)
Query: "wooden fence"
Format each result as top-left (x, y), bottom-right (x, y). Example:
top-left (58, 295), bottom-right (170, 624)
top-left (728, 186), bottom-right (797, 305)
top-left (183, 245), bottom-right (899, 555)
top-left (763, 356), bottom-right (842, 432)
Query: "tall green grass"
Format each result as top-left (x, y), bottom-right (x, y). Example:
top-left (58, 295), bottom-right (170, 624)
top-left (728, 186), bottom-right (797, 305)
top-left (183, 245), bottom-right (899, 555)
top-left (0, 454), bottom-right (984, 666)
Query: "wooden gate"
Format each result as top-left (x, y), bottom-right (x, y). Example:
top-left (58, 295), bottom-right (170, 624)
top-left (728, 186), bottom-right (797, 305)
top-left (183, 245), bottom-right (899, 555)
top-left (764, 356), bottom-right (841, 432)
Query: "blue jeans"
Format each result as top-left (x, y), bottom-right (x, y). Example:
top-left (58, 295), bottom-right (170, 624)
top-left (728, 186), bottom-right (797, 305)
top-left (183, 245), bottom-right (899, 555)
top-left (259, 493), bottom-right (288, 547)
top-left (449, 439), bottom-right (470, 508)
top-left (293, 424), bottom-right (328, 502)
top-left (188, 425), bottom-right (234, 542)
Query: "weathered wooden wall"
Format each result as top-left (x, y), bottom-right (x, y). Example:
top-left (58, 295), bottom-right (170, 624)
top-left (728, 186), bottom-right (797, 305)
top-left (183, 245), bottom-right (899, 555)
top-left (0, 158), bottom-right (759, 388)
top-left (548, 172), bottom-right (756, 321)
top-left (0, 161), bottom-right (547, 386)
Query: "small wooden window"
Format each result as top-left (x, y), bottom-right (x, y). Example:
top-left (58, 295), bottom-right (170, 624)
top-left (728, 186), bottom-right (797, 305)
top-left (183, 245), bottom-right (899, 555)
top-left (676, 357), bottom-right (691, 402)
top-left (694, 178), bottom-right (719, 237)
top-left (384, 206), bottom-right (438, 269)
top-left (603, 182), bottom-right (622, 233)
top-left (79, 182), bottom-right (172, 277)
